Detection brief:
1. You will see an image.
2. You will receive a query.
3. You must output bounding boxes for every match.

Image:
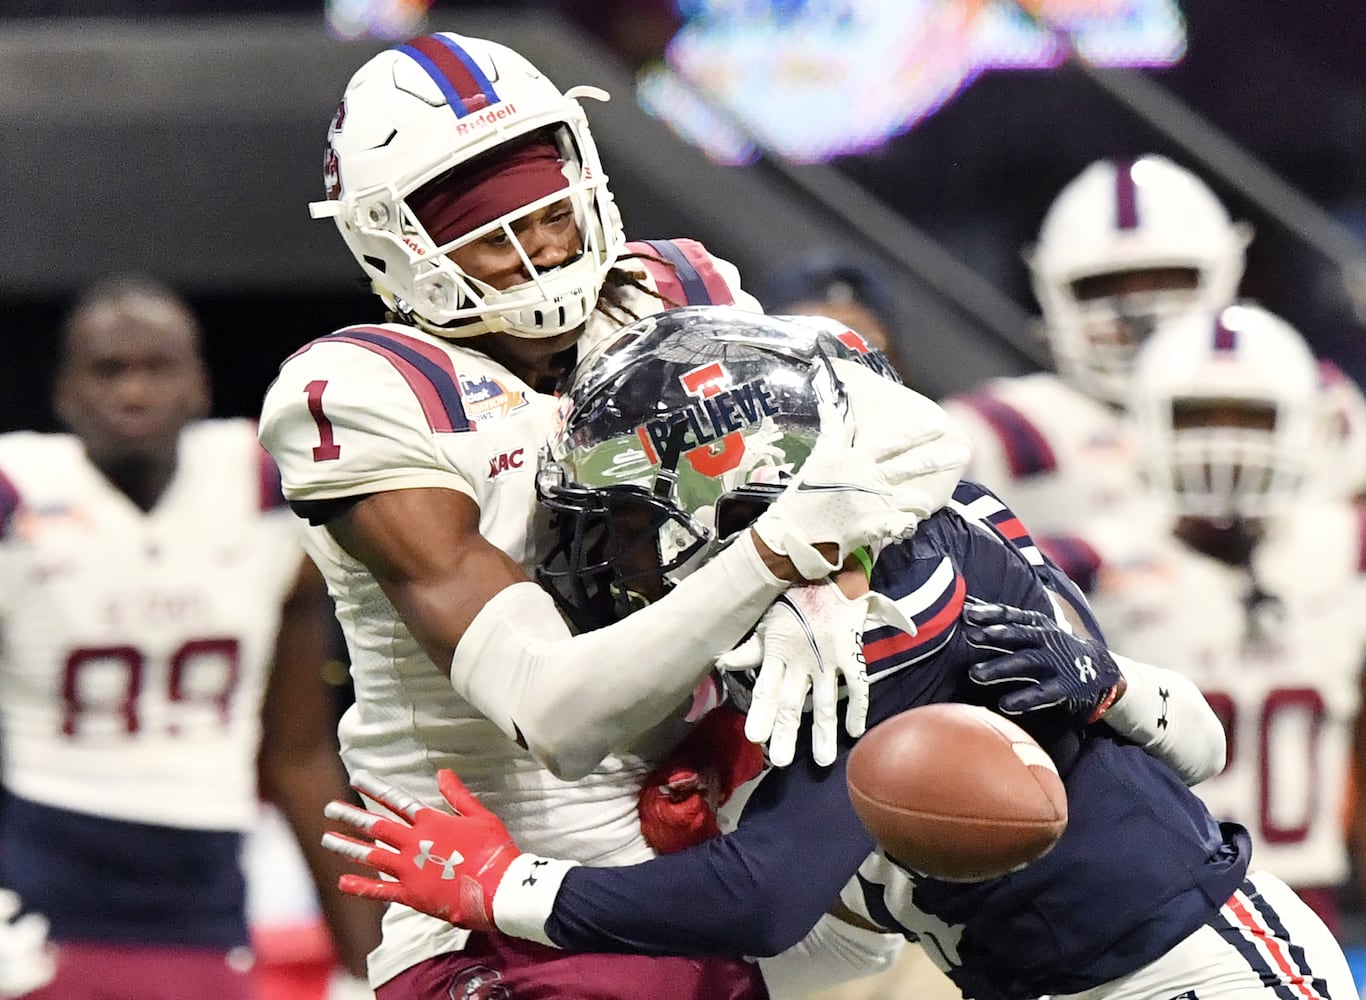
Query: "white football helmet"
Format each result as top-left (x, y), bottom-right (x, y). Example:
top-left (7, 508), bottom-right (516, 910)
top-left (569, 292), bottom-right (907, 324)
top-left (310, 32), bottom-right (626, 338)
top-left (1029, 155), bottom-right (1252, 403)
top-left (1129, 303), bottom-right (1321, 522)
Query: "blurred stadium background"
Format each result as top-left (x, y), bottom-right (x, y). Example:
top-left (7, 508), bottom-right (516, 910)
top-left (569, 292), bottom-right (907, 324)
top-left (1, 0), bottom-right (1363, 427)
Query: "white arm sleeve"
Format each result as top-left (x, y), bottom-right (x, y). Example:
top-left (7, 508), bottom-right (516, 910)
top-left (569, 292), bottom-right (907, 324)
top-left (450, 532), bottom-right (787, 781)
top-left (756, 914), bottom-right (906, 1000)
top-left (1103, 652), bottom-right (1227, 786)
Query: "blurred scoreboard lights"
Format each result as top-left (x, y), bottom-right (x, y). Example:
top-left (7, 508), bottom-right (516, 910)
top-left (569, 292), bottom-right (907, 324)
top-left (325, 0), bottom-right (432, 40)
top-left (639, 0), bottom-right (1188, 165)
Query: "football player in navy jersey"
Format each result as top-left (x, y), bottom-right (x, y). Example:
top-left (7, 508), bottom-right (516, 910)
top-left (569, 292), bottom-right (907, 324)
top-left (323, 309), bottom-right (1356, 1000)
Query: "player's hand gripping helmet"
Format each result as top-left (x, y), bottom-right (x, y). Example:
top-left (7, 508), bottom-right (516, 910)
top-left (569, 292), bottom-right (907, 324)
top-left (311, 32), bottom-right (625, 339)
top-left (536, 306), bottom-right (901, 632)
top-left (1028, 155), bottom-right (1252, 404)
top-left (1129, 303), bottom-right (1322, 523)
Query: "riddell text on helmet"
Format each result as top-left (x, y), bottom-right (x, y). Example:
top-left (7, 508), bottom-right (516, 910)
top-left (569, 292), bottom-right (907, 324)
top-left (456, 104), bottom-right (518, 136)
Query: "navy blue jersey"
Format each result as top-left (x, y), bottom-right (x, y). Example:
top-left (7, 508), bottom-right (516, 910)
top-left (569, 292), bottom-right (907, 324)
top-left (544, 482), bottom-right (1251, 1000)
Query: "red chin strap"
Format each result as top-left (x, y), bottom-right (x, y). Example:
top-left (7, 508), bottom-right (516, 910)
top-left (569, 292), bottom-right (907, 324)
top-left (407, 138), bottom-right (569, 248)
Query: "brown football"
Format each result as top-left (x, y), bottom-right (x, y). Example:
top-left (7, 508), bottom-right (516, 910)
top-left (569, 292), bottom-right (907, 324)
top-left (846, 703), bottom-right (1067, 881)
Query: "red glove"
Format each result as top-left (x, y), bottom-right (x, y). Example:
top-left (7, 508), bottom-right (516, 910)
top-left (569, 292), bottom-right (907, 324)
top-left (321, 768), bottom-right (519, 932)
top-left (639, 705), bottom-right (765, 854)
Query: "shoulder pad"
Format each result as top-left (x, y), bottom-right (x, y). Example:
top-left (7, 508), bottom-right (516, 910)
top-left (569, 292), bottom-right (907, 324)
top-left (626, 238), bottom-right (737, 307)
top-left (946, 390), bottom-right (1057, 479)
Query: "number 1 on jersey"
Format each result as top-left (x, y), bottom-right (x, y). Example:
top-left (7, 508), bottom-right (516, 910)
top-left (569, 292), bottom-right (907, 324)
top-left (305, 380), bottom-right (342, 461)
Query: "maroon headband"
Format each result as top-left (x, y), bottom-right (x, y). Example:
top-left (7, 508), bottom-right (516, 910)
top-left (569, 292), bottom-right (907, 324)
top-left (407, 138), bottom-right (569, 247)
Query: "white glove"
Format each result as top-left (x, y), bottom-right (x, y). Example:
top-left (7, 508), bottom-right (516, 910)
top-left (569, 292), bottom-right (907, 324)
top-left (752, 389), bottom-right (969, 581)
top-left (0, 890), bottom-right (54, 999)
top-left (717, 580), bottom-right (917, 767)
top-left (325, 968), bottom-right (376, 1000)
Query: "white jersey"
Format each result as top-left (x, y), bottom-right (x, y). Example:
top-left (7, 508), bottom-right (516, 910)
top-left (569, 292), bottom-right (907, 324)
top-left (0, 420), bottom-right (303, 830)
top-left (258, 240), bottom-right (758, 985)
top-left (941, 372), bottom-right (1143, 537)
top-left (1068, 500), bottom-right (1366, 889)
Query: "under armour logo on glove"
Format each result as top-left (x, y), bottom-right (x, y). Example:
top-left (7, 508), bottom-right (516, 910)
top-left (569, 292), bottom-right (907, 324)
top-left (964, 601), bottom-right (1123, 724)
top-left (321, 769), bottom-right (522, 932)
top-left (413, 839), bottom-right (461, 880)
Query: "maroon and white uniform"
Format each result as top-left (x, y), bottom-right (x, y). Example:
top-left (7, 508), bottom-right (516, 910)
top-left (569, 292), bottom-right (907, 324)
top-left (0, 420), bottom-right (305, 996)
top-left (942, 372), bottom-right (1144, 538)
top-left (1052, 500), bottom-right (1366, 921)
top-left (259, 240), bottom-right (774, 991)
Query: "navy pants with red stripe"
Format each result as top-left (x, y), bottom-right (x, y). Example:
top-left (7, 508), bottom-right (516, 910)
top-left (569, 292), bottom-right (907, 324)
top-left (1050, 871), bottom-right (1355, 1000)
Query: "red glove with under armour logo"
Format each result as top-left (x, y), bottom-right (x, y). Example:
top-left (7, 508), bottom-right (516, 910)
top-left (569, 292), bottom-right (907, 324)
top-left (322, 768), bottom-right (519, 932)
top-left (639, 704), bottom-right (766, 854)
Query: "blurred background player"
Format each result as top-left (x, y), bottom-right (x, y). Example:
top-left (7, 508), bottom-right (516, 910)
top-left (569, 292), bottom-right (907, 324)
top-left (1042, 302), bottom-right (1366, 937)
top-left (0, 277), bottom-right (381, 1000)
top-left (261, 31), bottom-right (967, 999)
top-left (757, 253), bottom-right (910, 383)
top-left (942, 155), bottom-right (1253, 537)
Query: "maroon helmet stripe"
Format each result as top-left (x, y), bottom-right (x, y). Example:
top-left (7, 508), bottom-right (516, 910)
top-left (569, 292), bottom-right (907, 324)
top-left (1213, 318), bottom-right (1237, 352)
top-left (403, 35), bottom-right (497, 115)
top-left (1113, 158), bottom-right (1139, 230)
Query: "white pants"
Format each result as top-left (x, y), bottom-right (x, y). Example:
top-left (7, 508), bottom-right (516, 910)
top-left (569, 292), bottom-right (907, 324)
top-left (1050, 871), bottom-right (1356, 1000)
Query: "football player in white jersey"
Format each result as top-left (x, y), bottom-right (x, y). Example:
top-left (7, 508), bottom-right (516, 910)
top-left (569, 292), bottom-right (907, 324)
top-left (0, 278), bottom-right (381, 999)
top-left (1044, 303), bottom-right (1366, 935)
top-left (942, 155), bottom-right (1253, 537)
top-left (259, 31), bottom-right (970, 1000)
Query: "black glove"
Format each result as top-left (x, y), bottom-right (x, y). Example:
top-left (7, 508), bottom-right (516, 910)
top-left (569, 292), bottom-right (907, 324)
top-left (963, 601), bottom-right (1122, 724)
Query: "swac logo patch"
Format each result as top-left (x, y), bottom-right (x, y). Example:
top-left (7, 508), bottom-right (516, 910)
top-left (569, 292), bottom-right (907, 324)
top-left (448, 963), bottom-right (510, 1000)
top-left (488, 448), bottom-right (525, 478)
top-left (460, 374), bottom-right (530, 423)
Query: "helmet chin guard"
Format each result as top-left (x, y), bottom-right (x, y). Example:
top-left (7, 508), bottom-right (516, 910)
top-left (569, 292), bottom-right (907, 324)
top-left (312, 33), bottom-right (625, 339)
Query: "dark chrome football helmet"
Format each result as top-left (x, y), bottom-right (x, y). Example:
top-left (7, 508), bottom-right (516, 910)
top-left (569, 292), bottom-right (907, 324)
top-left (535, 305), bottom-right (901, 631)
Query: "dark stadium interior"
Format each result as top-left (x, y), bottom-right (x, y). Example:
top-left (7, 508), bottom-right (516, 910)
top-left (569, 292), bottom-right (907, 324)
top-left (2, 1), bottom-right (1363, 431)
